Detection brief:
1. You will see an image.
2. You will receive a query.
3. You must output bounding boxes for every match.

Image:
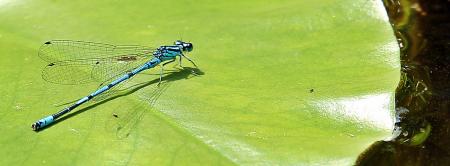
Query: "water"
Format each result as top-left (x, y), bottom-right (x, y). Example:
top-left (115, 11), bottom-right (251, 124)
top-left (356, 0), bottom-right (450, 165)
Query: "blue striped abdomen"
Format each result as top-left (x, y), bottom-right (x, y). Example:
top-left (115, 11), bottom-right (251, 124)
top-left (90, 57), bottom-right (161, 97)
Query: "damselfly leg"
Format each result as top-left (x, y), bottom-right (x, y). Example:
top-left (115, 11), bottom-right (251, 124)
top-left (181, 53), bottom-right (198, 68)
top-left (158, 59), bottom-right (176, 86)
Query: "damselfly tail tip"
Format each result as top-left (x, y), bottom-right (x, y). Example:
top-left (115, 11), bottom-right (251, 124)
top-left (31, 116), bottom-right (54, 132)
top-left (31, 122), bottom-right (40, 131)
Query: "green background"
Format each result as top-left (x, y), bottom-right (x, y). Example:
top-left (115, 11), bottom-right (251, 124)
top-left (0, 0), bottom-right (399, 165)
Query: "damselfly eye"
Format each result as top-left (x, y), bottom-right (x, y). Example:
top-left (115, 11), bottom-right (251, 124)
top-left (183, 43), bottom-right (193, 52)
top-left (174, 40), bottom-right (183, 45)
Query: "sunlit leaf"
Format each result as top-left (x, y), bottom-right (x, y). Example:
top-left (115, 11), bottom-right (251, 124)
top-left (0, 0), bottom-right (399, 165)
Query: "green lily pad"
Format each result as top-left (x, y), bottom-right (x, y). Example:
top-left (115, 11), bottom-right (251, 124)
top-left (0, 0), bottom-right (399, 165)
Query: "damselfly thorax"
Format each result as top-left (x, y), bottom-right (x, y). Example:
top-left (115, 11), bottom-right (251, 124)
top-left (153, 41), bottom-right (193, 62)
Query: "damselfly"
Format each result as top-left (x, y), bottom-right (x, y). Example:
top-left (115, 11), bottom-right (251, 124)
top-left (32, 40), bottom-right (197, 131)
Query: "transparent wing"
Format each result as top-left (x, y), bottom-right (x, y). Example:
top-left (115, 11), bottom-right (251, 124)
top-left (42, 55), bottom-right (151, 85)
top-left (114, 82), bottom-right (170, 139)
top-left (39, 40), bottom-right (155, 85)
top-left (91, 75), bottom-right (137, 102)
top-left (39, 40), bottom-right (154, 62)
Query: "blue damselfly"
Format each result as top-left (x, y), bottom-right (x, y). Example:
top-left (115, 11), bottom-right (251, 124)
top-left (32, 40), bottom-right (197, 131)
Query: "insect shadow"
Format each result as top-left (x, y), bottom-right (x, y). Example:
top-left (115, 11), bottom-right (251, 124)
top-left (40, 67), bottom-right (204, 131)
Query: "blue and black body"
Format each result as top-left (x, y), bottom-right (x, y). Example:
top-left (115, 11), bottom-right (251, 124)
top-left (32, 40), bottom-right (196, 131)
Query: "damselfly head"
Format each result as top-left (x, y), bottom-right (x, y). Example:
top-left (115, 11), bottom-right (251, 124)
top-left (175, 40), bottom-right (193, 52)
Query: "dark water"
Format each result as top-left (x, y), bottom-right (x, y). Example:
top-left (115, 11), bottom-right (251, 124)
top-left (356, 0), bottom-right (450, 165)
